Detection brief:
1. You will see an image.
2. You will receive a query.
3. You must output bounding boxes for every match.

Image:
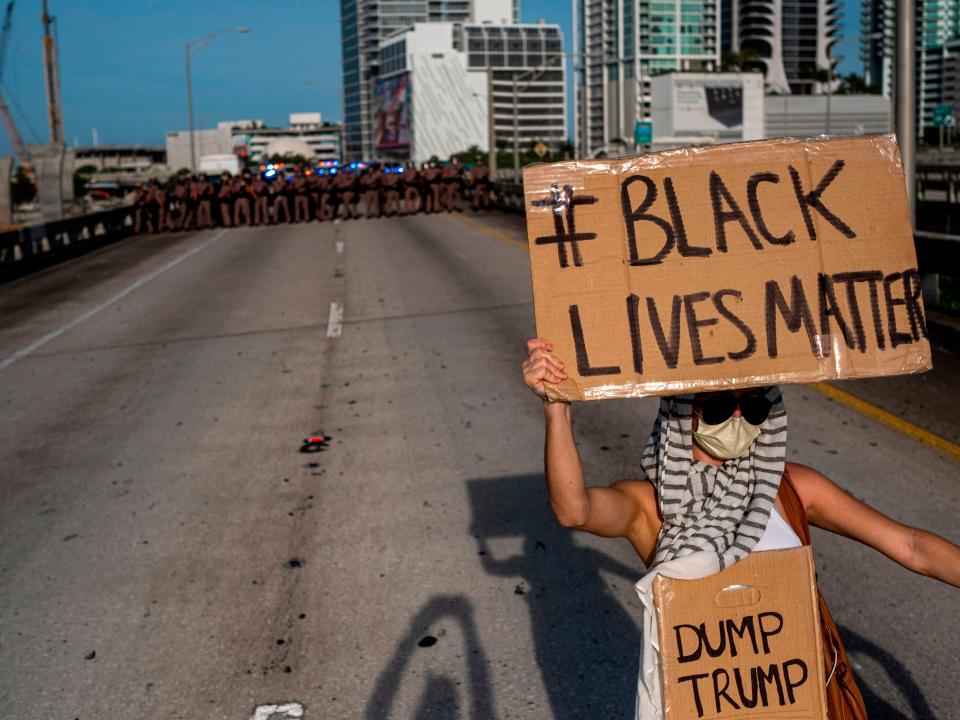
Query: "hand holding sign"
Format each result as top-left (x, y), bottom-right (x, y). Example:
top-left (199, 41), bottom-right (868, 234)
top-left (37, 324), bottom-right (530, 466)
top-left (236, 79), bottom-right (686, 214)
top-left (522, 338), bottom-right (568, 401)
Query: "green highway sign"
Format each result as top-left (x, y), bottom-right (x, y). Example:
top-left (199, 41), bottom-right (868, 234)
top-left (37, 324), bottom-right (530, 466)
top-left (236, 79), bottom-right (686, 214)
top-left (933, 104), bottom-right (955, 127)
top-left (634, 120), bottom-right (653, 145)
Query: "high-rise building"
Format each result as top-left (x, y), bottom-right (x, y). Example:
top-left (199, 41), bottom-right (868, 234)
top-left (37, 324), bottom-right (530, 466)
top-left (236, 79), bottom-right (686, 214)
top-left (340, 0), bottom-right (517, 161)
top-left (861, 0), bottom-right (895, 97)
top-left (459, 22), bottom-right (567, 160)
top-left (373, 20), bottom-right (567, 164)
top-left (573, 0), bottom-right (720, 158)
top-left (721, 0), bottom-right (842, 95)
top-left (861, 1), bottom-right (960, 131)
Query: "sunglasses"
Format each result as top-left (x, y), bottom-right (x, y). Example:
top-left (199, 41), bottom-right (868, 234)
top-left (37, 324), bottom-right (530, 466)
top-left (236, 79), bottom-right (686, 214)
top-left (696, 390), bottom-right (774, 426)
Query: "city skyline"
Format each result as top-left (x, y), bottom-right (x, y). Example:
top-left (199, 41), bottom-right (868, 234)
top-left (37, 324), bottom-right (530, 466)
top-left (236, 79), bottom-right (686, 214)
top-left (0, 0), bottom-right (860, 157)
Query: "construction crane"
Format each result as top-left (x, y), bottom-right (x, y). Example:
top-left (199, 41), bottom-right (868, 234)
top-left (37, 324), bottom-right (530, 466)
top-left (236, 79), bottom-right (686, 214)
top-left (41, 0), bottom-right (62, 146)
top-left (0, 1), bottom-right (31, 169)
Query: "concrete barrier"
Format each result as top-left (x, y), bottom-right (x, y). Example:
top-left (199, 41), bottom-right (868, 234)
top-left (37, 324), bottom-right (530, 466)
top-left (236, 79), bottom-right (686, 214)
top-left (0, 205), bottom-right (135, 283)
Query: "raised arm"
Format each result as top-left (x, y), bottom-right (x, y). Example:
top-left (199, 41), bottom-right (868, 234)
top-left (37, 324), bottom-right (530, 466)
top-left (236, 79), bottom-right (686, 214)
top-left (788, 462), bottom-right (960, 588)
top-left (523, 339), bottom-right (648, 539)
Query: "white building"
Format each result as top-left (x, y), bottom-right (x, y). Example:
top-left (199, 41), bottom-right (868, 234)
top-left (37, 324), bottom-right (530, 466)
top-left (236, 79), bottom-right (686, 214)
top-left (374, 20), bottom-right (568, 164)
top-left (458, 22), bottom-right (568, 156)
top-left (165, 127), bottom-right (234, 172)
top-left (649, 72), bottom-right (764, 150)
top-left (166, 115), bottom-right (343, 171)
top-left (340, 0), bottom-right (517, 161)
top-left (375, 23), bottom-right (486, 163)
top-left (242, 114), bottom-right (343, 163)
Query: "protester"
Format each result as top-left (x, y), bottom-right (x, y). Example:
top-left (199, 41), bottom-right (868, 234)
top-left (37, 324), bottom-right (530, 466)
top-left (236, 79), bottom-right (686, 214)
top-left (521, 338), bottom-right (960, 719)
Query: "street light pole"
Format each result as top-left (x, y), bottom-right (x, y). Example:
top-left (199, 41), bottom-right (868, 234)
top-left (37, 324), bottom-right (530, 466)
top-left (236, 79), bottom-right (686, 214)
top-left (487, 66), bottom-right (497, 181)
top-left (186, 46), bottom-right (195, 172)
top-left (512, 77), bottom-right (519, 175)
top-left (896, 0), bottom-right (915, 226)
top-left (185, 27), bottom-right (250, 173)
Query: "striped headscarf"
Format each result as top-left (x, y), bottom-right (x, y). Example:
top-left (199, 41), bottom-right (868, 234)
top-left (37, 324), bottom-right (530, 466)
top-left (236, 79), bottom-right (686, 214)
top-left (640, 386), bottom-right (787, 570)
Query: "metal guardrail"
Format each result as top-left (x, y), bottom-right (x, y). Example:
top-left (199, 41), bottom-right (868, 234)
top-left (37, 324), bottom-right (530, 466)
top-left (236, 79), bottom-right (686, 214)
top-left (490, 180), bottom-right (525, 212)
top-left (914, 229), bottom-right (960, 271)
top-left (0, 205), bottom-right (136, 282)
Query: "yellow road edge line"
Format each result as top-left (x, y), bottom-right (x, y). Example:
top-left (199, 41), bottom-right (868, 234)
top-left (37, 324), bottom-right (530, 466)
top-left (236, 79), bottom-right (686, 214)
top-left (450, 214), bottom-right (529, 252)
top-left (453, 215), bottom-right (960, 463)
top-left (812, 382), bottom-right (960, 463)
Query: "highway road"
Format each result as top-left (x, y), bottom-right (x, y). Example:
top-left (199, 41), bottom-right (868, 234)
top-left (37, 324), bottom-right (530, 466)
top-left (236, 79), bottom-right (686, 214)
top-left (0, 212), bottom-right (957, 719)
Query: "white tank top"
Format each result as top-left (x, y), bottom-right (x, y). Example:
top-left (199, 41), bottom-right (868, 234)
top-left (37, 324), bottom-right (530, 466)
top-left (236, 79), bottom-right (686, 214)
top-left (752, 505), bottom-right (802, 552)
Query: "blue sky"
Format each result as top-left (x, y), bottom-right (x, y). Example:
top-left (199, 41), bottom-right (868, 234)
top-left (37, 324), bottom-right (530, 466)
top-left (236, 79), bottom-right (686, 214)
top-left (0, 0), bottom-right (861, 155)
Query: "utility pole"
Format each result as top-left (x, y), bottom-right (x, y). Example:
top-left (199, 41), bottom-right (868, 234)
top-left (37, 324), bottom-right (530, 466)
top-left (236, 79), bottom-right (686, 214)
top-left (896, 0), bottom-right (916, 226)
top-left (41, 0), bottom-right (63, 146)
top-left (512, 77), bottom-right (519, 176)
top-left (184, 28), bottom-right (250, 172)
top-left (186, 45), bottom-right (195, 172)
top-left (487, 66), bottom-right (496, 181)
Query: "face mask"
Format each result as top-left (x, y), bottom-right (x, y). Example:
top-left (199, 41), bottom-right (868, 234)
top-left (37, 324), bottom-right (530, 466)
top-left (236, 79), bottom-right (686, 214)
top-left (693, 416), bottom-right (761, 460)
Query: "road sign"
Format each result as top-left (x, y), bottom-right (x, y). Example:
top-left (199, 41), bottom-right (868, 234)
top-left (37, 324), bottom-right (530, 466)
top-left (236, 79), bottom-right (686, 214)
top-left (533, 142), bottom-right (548, 158)
top-left (933, 104), bottom-right (955, 128)
top-left (634, 120), bottom-right (653, 145)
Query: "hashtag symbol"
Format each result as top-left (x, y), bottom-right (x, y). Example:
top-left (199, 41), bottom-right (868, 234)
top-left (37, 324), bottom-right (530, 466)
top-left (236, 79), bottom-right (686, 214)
top-left (531, 183), bottom-right (598, 268)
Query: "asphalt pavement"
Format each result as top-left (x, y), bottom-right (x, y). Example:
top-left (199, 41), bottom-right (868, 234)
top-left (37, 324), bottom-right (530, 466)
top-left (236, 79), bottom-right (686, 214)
top-left (0, 212), bottom-right (957, 720)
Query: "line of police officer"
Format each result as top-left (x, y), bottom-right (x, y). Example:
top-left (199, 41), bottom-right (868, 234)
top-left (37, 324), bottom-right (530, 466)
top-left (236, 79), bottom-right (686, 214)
top-left (132, 157), bottom-right (492, 235)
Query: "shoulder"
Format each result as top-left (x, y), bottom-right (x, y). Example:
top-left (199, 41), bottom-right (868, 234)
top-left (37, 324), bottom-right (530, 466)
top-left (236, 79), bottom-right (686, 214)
top-left (611, 479), bottom-right (662, 563)
top-left (784, 461), bottom-right (831, 509)
top-left (610, 479), bottom-right (660, 529)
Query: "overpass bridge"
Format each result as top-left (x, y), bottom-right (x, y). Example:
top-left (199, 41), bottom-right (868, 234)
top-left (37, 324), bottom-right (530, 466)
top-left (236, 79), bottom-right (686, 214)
top-left (0, 211), bottom-right (957, 718)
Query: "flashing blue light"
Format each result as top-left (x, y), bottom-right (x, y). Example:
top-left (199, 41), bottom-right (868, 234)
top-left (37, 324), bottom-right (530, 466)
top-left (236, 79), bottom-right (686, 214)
top-left (264, 169), bottom-right (277, 178)
top-left (397, 167), bottom-right (405, 173)
top-left (330, 168), bottom-right (338, 175)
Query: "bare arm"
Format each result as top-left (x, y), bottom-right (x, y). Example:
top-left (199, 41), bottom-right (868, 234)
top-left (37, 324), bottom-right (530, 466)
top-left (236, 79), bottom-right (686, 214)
top-left (789, 462), bottom-right (960, 588)
top-left (524, 339), bottom-right (645, 538)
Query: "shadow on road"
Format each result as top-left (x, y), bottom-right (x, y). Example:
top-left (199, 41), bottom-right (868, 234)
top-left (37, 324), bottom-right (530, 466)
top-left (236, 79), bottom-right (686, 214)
top-left (839, 625), bottom-right (936, 720)
top-left (467, 474), bottom-right (645, 720)
top-left (364, 595), bottom-right (495, 719)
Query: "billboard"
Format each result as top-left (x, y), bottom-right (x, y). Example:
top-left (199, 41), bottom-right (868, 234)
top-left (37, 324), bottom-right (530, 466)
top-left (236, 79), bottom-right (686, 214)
top-left (374, 74), bottom-right (412, 151)
top-left (673, 77), bottom-right (744, 132)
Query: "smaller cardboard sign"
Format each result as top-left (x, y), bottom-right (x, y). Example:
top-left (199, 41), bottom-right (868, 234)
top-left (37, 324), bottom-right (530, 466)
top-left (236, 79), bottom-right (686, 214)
top-left (653, 547), bottom-right (826, 720)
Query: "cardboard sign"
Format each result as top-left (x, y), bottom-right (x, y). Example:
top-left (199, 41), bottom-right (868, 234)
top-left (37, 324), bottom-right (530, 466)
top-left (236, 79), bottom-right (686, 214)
top-left (523, 135), bottom-right (932, 401)
top-left (653, 547), bottom-right (827, 719)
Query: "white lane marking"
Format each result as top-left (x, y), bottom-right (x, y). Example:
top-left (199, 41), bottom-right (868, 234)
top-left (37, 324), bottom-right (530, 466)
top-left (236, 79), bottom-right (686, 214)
top-left (251, 702), bottom-right (304, 720)
top-left (335, 240), bottom-right (344, 254)
top-left (0, 228), bottom-right (229, 373)
top-left (326, 301), bottom-right (344, 338)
